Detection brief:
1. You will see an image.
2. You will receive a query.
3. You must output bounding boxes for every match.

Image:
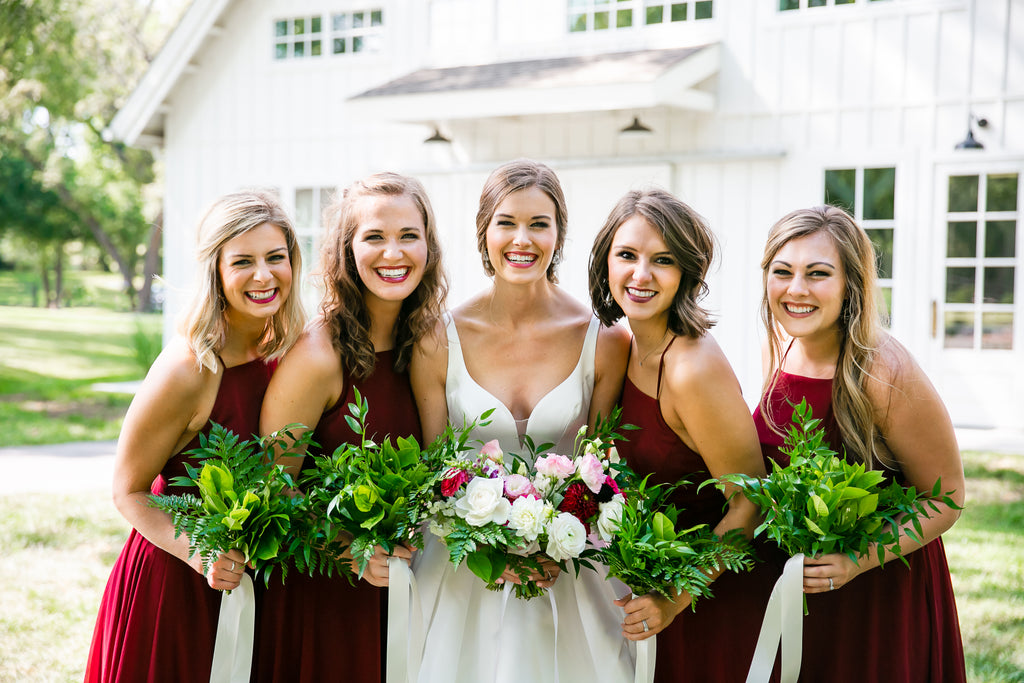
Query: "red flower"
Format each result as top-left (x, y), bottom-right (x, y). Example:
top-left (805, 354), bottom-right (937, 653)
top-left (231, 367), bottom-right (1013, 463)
top-left (559, 482), bottom-right (599, 529)
top-left (440, 468), bottom-right (470, 497)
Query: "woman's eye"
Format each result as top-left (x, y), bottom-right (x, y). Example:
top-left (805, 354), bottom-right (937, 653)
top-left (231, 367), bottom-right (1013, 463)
top-left (654, 257), bottom-right (675, 266)
top-left (530, 221), bottom-right (550, 229)
top-left (615, 250), bottom-right (636, 260)
top-left (772, 268), bottom-right (791, 277)
top-left (810, 270), bottom-right (830, 278)
top-left (231, 259), bottom-right (251, 267)
top-left (401, 233), bottom-right (421, 241)
top-left (269, 254), bottom-right (287, 263)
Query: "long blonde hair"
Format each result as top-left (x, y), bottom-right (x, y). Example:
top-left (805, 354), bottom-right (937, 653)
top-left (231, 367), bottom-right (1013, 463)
top-left (318, 172), bottom-right (447, 379)
top-left (181, 190), bottom-right (305, 372)
top-left (760, 205), bottom-right (884, 467)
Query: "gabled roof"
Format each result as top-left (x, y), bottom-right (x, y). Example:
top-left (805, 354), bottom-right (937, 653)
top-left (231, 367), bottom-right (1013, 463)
top-left (107, 0), bottom-right (233, 146)
top-left (349, 45), bottom-right (718, 122)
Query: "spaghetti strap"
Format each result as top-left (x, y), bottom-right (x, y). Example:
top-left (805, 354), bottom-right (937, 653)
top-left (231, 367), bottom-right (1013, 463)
top-left (655, 335), bottom-right (678, 401)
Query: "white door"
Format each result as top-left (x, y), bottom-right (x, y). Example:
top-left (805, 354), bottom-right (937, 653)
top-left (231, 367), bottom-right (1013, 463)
top-left (932, 164), bottom-right (1024, 428)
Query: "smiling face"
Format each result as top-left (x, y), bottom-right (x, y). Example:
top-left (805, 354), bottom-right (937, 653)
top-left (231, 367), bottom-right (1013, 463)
top-left (485, 186), bottom-right (558, 285)
top-left (766, 230), bottom-right (848, 342)
top-left (350, 193), bottom-right (428, 306)
top-left (606, 214), bottom-right (683, 330)
top-left (217, 222), bottom-right (292, 322)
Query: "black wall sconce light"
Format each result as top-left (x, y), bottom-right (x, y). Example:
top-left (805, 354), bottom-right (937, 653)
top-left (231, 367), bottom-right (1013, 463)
top-left (424, 127), bottom-right (451, 144)
top-left (954, 114), bottom-right (988, 150)
top-left (619, 116), bottom-right (653, 136)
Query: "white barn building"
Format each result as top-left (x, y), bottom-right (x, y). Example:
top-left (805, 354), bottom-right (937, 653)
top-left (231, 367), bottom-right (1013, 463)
top-left (111, 0), bottom-right (1024, 429)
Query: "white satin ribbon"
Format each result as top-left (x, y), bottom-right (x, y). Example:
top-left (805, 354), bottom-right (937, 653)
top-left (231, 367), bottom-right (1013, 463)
top-left (745, 553), bottom-right (804, 683)
top-left (548, 586), bottom-right (560, 683)
top-left (631, 593), bottom-right (656, 683)
top-left (209, 572), bottom-right (255, 683)
top-left (387, 556), bottom-right (424, 683)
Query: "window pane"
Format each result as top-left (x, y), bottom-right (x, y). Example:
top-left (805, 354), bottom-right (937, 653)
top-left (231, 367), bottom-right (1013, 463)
top-left (311, 17), bottom-right (321, 33)
top-left (294, 18), bottom-right (305, 35)
top-left (371, 10), bottom-right (383, 26)
top-left (863, 167), bottom-right (895, 220)
top-left (275, 20), bottom-right (288, 36)
top-left (779, 0), bottom-right (800, 9)
top-left (824, 168), bottom-right (856, 213)
top-left (878, 287), bottom-right (892, 327)
top-left (985, 220), bottom-right (1017, 258)
top-left (275, 43), bottom-right (287, 59)
top-left (334, 38), bottom-right (346, 53)
top-left (671, 3), bottom-right (688, 21)
top-left (353, 35), bottom-right (364, 52)
top-left (333, 13), bottom-right (347, 31)
top-left (569, 13), bottom-right (587, 31)
top-left (944, 312), bottom-right (975, 348)
top-left (293, 42), bottom-right (305, 57)
top-left (594, 11), bottom-right (610, 29)
top-left (836, 0), bottom-right (856, 4)
top-left (866, 228), bottom-right (893, 279)
top-left (809, 0), bottom-right (827, 6)
top-left (695, 1), bottom-right (713, 19)
top-left (948, 175), bottom-right (979, 212)
top-left (946, 267), bottom-right (976, 304)
top-left (947, 221), bottom-right (977, 258)
top-left (987, 173), bottom-right (1019, 212)
top-left (353, 12), bottom-right (365, 28)
top-left (311, 40), bottom-right (321, 56)
top-left (617, 8), bottom-right (633, 26)
top-left (295, 189), bottom-right (313, 227)
top-left (569, 0), bottom-right (588, 7)
top-left (982, 312), bottom-right (1014, 350)
top-left (983, 267), bottom-right (1015, 304)
top-left (646, 6), bottom-right (664, 23)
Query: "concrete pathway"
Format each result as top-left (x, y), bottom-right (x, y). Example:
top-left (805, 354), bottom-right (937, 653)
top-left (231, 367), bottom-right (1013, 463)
top-left (0, 427), bottom-right (1021, 496)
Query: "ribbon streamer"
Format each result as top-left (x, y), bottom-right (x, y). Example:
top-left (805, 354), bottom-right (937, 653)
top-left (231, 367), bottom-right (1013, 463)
top-left (387, 556), bottom-right (424, 683)
top-left (745, 553), bottom-right (805, 683)
top-left (630, 593), bottom-right (657, 683)
top-left (209, 572), bottom-right (255, 683)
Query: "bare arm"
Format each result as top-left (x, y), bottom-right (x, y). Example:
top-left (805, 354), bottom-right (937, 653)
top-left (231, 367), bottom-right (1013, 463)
top-left (588, 322), bottom-right (630, 429)
top-left (259, 324), bottom-right (342, 478)
top-left (803, 337), bottom-right (965, 592)
top-left (111, 338), bottom-right (244, 589)
top-left (410, 319), bottom-right (450, 442)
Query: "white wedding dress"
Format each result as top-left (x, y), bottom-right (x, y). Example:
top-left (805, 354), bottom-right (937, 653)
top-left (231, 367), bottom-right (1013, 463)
top-left (413, 315), bottom-right (635, 683)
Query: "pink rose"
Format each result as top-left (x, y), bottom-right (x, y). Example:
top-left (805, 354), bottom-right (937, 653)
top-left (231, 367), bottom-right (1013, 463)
top-left (503, 474), bottom-right (538, 500)
top-left (535, 454), bottom-right (575, 479)
top-left (576, 453), bottom-right (606, 493)
top-left (480, 440), bottom-right (504, 463)
top-left (440, 468), bottom-right (470, 497)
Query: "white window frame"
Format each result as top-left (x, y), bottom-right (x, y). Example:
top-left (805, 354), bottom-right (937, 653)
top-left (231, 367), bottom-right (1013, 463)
top-left (567, 0), bottom-right (714, 34)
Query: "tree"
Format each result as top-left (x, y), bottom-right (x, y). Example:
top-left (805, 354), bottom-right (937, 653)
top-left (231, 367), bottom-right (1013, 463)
top-left (0, 0), bottom-right (186, 310)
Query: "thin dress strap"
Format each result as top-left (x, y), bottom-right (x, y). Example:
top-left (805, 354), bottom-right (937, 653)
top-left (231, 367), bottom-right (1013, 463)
top-left (655, 335), bottom-right (679, 401)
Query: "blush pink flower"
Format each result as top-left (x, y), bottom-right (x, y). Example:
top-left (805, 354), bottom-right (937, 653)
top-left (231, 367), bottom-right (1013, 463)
top-left (534, 454), bottom-right (575, 480)
top-left (576, 453), bottom-right (606, 493)
top-left (479, 440), bottom-right (504, 463)
top-left (503, 474), bottom-right (538, 500)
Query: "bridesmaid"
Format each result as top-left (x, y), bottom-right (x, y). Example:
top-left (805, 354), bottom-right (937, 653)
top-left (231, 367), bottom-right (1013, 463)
top-left (410, 159), bottom-right (632, 683)
top-left (84, 190), bottom-right (305, 682)
top-left (253, 172), bottom-right (447, 682)
top-left (755, 205), bottom-right (966, 681)
top-left (588, 188), bottom-right (775, 682)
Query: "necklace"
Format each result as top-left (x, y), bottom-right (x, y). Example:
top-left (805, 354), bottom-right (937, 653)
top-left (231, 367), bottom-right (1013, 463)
top-left (635, 330), bottom-right (671, 367)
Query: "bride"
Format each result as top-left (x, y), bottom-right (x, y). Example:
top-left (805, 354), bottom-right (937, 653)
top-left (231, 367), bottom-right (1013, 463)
top-left (411, 159), bottom-right (633, 683)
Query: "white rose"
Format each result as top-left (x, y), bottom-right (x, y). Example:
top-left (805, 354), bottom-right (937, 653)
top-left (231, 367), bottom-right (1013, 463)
top-left (532, 473), bottom-right (554, 497)
top-left (596, 494), bottom-right (625, 542)
top-left (507, 495), bottom-right (552, 543)
top-left (545, 512), bottom-right (588, 562)
top-left (454, 476), bottom-right (511, 527)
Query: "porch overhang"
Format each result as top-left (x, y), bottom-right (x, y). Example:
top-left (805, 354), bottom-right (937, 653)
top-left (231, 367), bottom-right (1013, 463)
top-left (348, 44), bottom-right (719, 123)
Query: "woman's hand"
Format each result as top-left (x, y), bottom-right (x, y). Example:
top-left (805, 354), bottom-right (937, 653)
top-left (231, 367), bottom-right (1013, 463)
top-left (199, 549), bottom-right (247, 591)
top-left (615, 590), bottom-right (690, 641)
top-left (359, 543), bottom-right (416, 588)
top-left (802, 552), bottom-right (867, 594)
top-left (495, 555), bottom-right (562, 588)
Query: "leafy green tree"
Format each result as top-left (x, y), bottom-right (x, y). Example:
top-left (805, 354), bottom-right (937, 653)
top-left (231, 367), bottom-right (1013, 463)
top-left (0, 0), bottom-right (186, 310)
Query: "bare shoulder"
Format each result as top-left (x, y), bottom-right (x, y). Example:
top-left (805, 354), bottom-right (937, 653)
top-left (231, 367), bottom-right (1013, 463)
top-left (865, 332), bottom-right (936, 405)
top-left (413, 314), bottom-right (450, 360)
top-left (596, 320), bottom-right (630, 356)
top-left (142, 336), bottom-right (208, 402)
top-left (662, 333), bottom-right (737, 393)
top-left (283, 320), bottom-right (342, 372)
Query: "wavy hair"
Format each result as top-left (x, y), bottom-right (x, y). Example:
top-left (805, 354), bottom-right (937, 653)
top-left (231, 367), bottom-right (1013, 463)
top-left (181, 189), bottom-right (305, 372)
top-left (318, 172), bottom-right (447, 379)
top-left (475, 159), bottom-right (568, 283)
top-left (760, 205), bottom-right (884, 467)
top-left (589, 188), bottom-right (716, 338)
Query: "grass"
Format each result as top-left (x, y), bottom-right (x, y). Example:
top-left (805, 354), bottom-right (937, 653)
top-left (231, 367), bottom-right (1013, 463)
top-left (0, 306), bottom-right (161, 445)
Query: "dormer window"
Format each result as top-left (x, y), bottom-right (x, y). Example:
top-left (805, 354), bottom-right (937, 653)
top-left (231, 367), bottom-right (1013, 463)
top-left (569, 0), bottom-right (713, 33)
top-left (274, 9), bottom-right (383, 59)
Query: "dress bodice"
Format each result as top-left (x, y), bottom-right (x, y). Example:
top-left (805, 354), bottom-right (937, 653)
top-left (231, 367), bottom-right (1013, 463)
top-left (444, 315), bottom-right (599, 458)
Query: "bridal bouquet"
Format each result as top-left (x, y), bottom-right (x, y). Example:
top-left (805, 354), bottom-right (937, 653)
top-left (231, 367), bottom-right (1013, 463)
top-left (150, 423), bottom-right (336, 585)
top-left (712, 398), bottom-right (960, 568)
top-left (426, 410), bottom-right (634, 599)
top-left (300, 389), bottom-right (437, 579)
top-left (598, 476), bottom-right (753, 606)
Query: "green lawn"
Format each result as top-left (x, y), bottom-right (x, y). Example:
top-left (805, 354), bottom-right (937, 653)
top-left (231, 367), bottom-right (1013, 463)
top-left (0, 306), bottom-right (161, 445)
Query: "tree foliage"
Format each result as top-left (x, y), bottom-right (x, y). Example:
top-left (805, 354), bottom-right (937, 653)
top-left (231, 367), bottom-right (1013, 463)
top-left (0, 0), bottom-right (188, 309)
